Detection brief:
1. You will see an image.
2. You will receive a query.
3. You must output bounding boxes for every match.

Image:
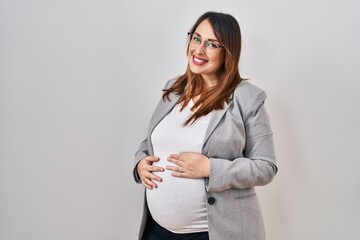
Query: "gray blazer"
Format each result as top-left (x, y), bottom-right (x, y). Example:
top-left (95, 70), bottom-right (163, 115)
top-left (133, 78), bottom-right (277, 240)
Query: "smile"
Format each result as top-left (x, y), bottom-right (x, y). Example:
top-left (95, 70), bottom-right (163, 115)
top-left (192, 56), bottom-right (208, 65)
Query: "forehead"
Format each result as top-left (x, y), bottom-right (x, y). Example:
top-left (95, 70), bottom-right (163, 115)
top-left (194, 19), bottom-right (218, 40)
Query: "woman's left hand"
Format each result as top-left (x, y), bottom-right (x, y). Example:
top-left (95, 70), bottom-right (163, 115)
top-left (166, 152), bottom-right (210, 178)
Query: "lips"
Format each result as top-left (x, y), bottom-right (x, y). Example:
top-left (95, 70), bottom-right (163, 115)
top-left (192, 55), bottom-right (208, 65)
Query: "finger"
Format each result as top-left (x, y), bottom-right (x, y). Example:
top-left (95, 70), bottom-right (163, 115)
top-left (168, 154), bottom-right (182, 160)
top-left (149, 166), bottom-right (165, 172)
top-left (166, 165), bottom-right (184, 173)
top-left (167, 156), bottom-right (184, 166)
top-left (142, 180), bottom-right (153, 190)
top-left (142, 177), bottom-right (158, 189)
top-left (147, 172), bottom-right (162, 182)
top-left (179, 152), bottom-right (191, 155)
top-left (139, 168), bottom-right (163, 182)
top-left (171, 171), bottom-right (187, 178)
top-left (180, 151), bottom-right (199, 157)
top-left (144, 156), bottom-right (160, 163)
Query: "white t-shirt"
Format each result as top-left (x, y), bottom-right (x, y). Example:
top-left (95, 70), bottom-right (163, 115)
top-left (146, 100), bottom-right (211, 233)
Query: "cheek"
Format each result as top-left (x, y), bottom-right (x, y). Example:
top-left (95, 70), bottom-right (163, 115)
top-left (210, 58), bottom-right (224, 69)
top-left (214, 55), bottom-right (225, 69)
top-left (187, 49), bottom-right (194, 60)
top-left (188, 51), bottom-right (198, 68)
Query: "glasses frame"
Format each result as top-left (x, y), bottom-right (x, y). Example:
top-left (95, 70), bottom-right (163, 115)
top-left (187, 32), bottom-right (224, 54)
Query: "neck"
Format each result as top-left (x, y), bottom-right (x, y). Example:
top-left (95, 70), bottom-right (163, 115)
top-left (192, 74), bottom-right (218, 103)
top-left (201, 74), bottom-right (219, 89)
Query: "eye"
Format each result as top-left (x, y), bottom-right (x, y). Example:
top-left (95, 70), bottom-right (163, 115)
top-left (192, 36), bottom-right (201, 43)
top-left (205, 41), bottom-right (220, 49)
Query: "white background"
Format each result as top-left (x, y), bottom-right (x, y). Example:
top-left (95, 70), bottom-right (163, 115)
top-left (1, 0), bottom-right (359, 239)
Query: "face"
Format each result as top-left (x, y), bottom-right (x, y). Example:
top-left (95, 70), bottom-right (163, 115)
top-left (187, 19), bottom-right (225, 83)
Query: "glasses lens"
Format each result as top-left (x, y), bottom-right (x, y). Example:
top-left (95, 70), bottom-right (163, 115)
top-left (205, 41), bottom-right (220, 49)
top-left (188, 33), bottom-right (222, 54)
top-left (190, 35), bottom-right (200, 48)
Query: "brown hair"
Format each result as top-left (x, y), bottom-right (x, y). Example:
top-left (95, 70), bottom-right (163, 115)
top-left (162, 11), bottom-right (245, 125)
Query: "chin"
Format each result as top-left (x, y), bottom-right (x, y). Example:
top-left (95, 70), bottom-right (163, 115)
top-left (189, 65), bottom-right (203, 74)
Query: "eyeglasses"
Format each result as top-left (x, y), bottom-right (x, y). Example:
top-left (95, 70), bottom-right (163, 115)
top-left (187, 32), bottom-right (223, 54)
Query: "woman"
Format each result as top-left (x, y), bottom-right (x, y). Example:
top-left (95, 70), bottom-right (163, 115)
top-left (133, 11), bottom-right (277, 240)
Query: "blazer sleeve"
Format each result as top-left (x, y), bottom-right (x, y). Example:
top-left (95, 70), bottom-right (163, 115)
top-left (132, 77), bottom-right (178, 184)
top-left (133, 138), bottom-right (149, 183)
top-left (206, 90), bottom-right (278, 192)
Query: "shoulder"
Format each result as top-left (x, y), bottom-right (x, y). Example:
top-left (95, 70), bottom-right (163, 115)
top-left (232, 80), bottom-right (268, 116)
top-left (233, 80), bottom-right (266, 100)
top-left (163, 77), bottom-right (179, 88)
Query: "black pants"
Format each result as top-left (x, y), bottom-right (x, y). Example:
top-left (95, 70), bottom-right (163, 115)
top-left (142, 219), bottom-right (209, 240)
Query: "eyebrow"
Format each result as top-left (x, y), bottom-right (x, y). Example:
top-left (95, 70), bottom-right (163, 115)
top-left (193, 32), bottom-right (220, 42)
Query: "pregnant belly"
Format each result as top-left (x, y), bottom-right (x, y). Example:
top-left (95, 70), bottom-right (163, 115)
top-left (146, 172), bottom-right (208, 233)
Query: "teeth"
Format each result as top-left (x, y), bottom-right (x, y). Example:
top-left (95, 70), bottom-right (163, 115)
top-left (194, 56), bottom-right (205, 63)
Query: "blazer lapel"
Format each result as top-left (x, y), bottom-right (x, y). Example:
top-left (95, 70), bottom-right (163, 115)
top-left (203, 101), bottom-right (232, 146)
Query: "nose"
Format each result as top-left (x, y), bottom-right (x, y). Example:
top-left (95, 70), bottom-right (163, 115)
top-left (194, 42), bottom-right (206, 55)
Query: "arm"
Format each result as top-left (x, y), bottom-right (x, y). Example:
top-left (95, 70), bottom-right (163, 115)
top-left (132, 78), bottom-right (177, 185)
top-left (133, 138), bottom-right (164, 189)
top-left (133, 138), bottom-right (149, 183)
top-left (206, 90), bottom-right (277, 192)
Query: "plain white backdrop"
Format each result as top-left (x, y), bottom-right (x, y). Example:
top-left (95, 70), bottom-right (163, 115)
top-left (1, 0), bottom-right (359, 239)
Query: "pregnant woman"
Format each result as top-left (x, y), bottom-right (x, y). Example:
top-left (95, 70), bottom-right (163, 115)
top-left (133, 11), bottom-right (277, 240)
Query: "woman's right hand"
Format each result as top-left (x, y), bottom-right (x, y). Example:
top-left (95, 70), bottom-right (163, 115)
top-left (136, 156), bottom-right (164, 190)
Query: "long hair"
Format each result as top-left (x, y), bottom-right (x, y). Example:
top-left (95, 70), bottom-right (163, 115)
top-left (163, 11), bottom-right (245, 125)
